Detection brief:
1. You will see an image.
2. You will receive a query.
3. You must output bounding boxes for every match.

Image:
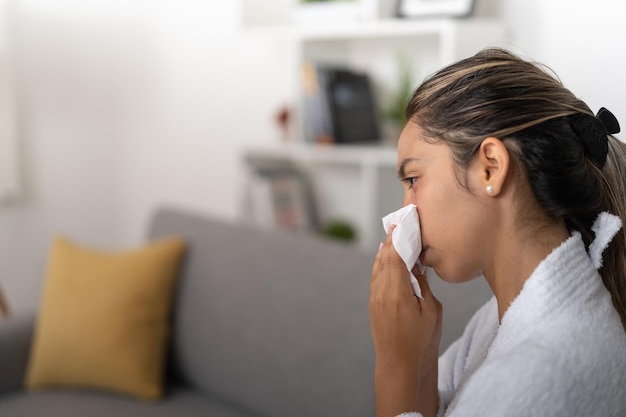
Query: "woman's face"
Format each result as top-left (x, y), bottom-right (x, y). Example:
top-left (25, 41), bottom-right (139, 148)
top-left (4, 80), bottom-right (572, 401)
top-left (397, 122), bottom-right (490, 283)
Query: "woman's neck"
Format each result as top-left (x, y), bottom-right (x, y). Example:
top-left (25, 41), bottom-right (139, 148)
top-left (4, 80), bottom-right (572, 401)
top-left (483, 220), bottom-right (570, 322)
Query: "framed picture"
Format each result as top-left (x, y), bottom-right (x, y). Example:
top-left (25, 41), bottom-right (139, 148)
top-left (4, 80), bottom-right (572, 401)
top-left (246, 165), bottom-right (318, 233)
top-left (397, 0), bottom-right (475, 18)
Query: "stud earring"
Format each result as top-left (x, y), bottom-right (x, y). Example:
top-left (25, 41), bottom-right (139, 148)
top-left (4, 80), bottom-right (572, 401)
top-left (486, 185), bottom-right (494, 194)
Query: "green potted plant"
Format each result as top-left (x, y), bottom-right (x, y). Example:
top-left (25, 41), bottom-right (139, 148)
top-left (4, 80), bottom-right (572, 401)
top-left (381, 55), bottom-right (414, 145)
top-left (319, 219), bottom-right (357, 243)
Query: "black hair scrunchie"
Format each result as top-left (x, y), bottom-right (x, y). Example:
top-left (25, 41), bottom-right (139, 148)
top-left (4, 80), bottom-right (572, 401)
top-left (569, 107), bottom-right (620, 168)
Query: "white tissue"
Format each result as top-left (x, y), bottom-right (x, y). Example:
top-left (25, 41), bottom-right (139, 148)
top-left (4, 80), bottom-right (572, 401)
top-left (382, 204), bottom-right (424, 299)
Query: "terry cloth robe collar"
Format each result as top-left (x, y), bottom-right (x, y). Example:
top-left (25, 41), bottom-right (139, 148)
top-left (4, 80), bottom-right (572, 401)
top-left (488, 231), bottom-right (601, 359)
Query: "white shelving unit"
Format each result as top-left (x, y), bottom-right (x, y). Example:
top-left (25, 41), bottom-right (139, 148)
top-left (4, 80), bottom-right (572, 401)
top-left (240, 10), bottom-right (507, 249)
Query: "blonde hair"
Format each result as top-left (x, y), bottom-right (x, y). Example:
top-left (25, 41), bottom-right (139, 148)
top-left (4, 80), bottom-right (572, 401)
top-left (406, 48), bottom-right (626, 328)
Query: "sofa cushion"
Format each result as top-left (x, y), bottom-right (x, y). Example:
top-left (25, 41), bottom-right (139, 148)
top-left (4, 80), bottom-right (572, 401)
top-left (25, 236), bottom-right (186, 400)
top-left (149, 208), bottom-right (377, 417)
top-left (0, 388), bottom-right (262, 417)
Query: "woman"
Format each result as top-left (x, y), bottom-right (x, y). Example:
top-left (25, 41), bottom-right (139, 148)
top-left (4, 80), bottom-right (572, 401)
top-left (369, 48), bottom-right (626, 417)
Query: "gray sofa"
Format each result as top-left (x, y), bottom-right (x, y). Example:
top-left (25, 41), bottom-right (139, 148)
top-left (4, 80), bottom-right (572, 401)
top-left (0, 207), bottom-right (491, 416)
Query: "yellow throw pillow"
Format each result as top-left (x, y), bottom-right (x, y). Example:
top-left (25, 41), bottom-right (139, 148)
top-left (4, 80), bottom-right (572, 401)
top-left (25, 235), bottom-right (186, 400)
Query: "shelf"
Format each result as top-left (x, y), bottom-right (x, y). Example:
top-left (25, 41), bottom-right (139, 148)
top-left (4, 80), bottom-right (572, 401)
top-left (244, 143), bottom-right (398, 168)
top-left (296, 18), bottom-right (501, 41)
top-left (244, 17), bottom-right (503, 42)
top-left (242, 143), bottom-right (403, 250)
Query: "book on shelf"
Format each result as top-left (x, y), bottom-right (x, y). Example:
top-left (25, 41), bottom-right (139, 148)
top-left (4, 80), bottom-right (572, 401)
top-left (301, 62), bottom-right (381, 145)
top-left (246, 166), bottom-right (318, 233)
top-left (301, 62), bottom-right (334, 144)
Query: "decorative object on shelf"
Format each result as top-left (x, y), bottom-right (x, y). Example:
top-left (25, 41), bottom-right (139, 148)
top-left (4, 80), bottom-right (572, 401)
top-left (246, 165), bottom-right (318, 233)
top-left (301, 62), bottom-right (334, 144)
top-left (275, 104), bottom-right (293, 142)
top-left (0, 283), bottom-right (9, 317)
top-left (396, 0), bottom-right (475, 18)
top-left (320, 220), bottom-right (357, 242)
top-left (327, 68), bottom-right (381, 144)
top-left (301, 62), bottom-right (380, 145)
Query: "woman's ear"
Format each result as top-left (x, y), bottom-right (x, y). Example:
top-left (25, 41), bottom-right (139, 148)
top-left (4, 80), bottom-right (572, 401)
top-left (475, 137), bottom-right (510, 196)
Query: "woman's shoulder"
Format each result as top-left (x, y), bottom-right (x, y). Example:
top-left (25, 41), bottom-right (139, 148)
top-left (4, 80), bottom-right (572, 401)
top-left (534, 299), bottom-right (626, 379)
top-left (491, 281), bottom-right (626, 382)
top-left (531, 278), bottom-right (626, 361)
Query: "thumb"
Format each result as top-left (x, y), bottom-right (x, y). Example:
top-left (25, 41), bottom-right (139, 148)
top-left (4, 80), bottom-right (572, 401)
top-left (413, 266), bottom-right (432, 299)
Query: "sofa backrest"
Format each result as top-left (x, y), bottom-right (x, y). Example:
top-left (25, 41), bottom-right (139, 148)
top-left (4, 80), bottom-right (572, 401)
top-left (148, 207), bottom-right (376, 417)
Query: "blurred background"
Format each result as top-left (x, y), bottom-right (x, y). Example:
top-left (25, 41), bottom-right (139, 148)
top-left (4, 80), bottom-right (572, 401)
top-left (0, 0), bottom-right (625, 315)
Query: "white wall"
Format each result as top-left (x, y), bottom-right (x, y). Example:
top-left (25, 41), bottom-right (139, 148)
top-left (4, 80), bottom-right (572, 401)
top-left (0, 1), bottom-right (128, 313)
top-left (1, 0), bottom-right (625, 314)
top-left (499, 0), bottom-right (626, 120)
top-left (0, 0), bottom-right (19, 204)
top-left (113, 1), bottom-right (297, 245)
top-left (0, 0), bottom-right (296, 314)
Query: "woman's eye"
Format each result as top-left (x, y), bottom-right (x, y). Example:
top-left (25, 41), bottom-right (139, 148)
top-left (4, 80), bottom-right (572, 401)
top-left (403, 177), bottom-right (418, 187)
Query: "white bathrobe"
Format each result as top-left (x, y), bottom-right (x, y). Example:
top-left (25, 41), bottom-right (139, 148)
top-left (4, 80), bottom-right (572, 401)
top-left (399, 231), bottom-right (626, 417)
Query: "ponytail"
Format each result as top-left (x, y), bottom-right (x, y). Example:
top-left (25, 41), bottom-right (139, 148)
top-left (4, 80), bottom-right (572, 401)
top-left (597, 136), bottom-right (626, 328)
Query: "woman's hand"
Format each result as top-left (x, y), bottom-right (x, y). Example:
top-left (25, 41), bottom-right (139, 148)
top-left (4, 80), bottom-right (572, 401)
top-left (370, 225), bottom-right (442, 417)
top-left (415, 263), bottom-right (442, 417)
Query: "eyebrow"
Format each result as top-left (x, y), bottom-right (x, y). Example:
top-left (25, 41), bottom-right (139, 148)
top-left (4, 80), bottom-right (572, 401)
top-left (398, 158), bottom-right (421, 179)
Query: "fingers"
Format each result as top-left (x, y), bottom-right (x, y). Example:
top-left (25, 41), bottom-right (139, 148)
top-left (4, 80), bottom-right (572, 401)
top-left (370, 241), bottom-right (384, 284)
top-left (415, 268), bottom-right (437, 303)
top-left (370, 225), bottom-right (397, 285)
top-left (381, 225), bottom-right (404, 267)
top-left (372, 224), bottom-right (419, 300)
top-left (371, 224), bottom-right (395, 284)
top-left (378, 226), bottom-right (416, 299)
top-left (414, 268), bottom-right (443, 321)
top-left (414, 267), bottom-right (430, 297)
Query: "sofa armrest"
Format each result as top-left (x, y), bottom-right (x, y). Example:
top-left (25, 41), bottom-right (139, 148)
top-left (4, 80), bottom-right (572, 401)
top-left (0, 312), bottom-right (35, 395)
